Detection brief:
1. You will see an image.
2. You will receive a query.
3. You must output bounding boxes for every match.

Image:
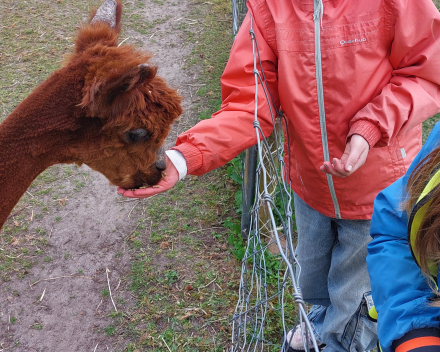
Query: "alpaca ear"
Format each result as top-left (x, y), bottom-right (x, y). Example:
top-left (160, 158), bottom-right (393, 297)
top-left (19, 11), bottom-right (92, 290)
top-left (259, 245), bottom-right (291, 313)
top-left (74, 0), bottom-right (122, 53)
top-left (89, 0), bottom-right (122, 31)
top-left (103, 64), bottom-right (158, 104)
top-left (81, 64), bottom-right (158, 114)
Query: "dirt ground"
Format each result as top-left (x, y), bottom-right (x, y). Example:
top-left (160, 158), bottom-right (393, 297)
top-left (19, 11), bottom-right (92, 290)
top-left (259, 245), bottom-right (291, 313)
top-left (0, 0), bottom-right (220, 351)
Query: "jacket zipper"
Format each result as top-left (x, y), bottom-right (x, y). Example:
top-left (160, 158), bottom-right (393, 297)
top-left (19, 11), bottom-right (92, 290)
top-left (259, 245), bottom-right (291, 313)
top-left (313, 0), bottom-right (341, 219)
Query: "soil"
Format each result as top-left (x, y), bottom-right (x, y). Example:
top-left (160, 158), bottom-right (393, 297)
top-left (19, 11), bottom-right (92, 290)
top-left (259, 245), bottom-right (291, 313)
top-left (0, 0), bottom-right (214, 351)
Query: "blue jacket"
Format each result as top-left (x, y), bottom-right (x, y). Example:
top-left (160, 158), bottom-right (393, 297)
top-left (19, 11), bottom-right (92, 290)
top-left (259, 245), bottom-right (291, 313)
top-left (367, 122), bottom-right (440, 352)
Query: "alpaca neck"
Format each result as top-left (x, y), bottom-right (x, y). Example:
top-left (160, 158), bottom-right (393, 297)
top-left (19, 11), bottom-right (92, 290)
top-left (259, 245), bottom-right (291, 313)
top-left (0, 130), bottom-right (54, 229)
top-left (0, 67), bottom-right (85, 231)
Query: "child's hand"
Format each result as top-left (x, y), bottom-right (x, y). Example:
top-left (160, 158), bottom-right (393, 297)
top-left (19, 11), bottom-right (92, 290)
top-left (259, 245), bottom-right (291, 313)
top-left (320, 134), bottom-right (369, 178)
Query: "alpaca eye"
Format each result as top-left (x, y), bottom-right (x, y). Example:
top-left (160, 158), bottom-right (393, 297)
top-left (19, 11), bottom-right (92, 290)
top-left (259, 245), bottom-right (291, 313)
top-left (125, 128), bottom-right (151, 144)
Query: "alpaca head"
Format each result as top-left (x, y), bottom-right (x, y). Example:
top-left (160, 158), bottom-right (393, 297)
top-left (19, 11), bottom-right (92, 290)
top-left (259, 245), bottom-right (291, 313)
top-left (66, 0), bottom-right (182, 189)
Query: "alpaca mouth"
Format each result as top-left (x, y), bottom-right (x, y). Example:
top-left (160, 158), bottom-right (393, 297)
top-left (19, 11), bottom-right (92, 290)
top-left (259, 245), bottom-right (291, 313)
top-left (130, 169), bottom-right (163, 189)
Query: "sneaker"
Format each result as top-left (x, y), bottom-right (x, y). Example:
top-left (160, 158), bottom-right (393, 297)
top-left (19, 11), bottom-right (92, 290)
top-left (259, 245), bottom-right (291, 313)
top-left (284, 323), bottom-right (325, 352)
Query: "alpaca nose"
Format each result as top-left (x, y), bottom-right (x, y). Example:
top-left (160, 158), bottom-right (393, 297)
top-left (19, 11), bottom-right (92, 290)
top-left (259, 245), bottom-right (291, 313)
top-left (155, 146), bottom-right (166, 171)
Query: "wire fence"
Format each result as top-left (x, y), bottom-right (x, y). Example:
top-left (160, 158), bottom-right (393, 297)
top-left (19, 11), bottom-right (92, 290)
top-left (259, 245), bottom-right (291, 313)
top-left (231, 0), bottom-right (248, 37)
top-left (229, 3), bottom-right (320, 351)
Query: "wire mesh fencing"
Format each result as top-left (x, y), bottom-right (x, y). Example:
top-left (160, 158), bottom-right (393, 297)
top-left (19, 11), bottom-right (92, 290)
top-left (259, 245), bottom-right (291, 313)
top-left (231, 0), bottom-right (248, 36)
top-left (229, 5), bottom-right (320, 351)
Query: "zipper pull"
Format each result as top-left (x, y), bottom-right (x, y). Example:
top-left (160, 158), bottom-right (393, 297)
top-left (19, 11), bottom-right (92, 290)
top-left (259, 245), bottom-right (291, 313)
top-left (313, 0), bottom-right (324, 28)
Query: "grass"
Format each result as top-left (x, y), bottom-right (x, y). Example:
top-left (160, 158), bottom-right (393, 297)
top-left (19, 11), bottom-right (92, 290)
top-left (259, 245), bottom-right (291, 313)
top-left (112, 172), bottom-right (241, 350)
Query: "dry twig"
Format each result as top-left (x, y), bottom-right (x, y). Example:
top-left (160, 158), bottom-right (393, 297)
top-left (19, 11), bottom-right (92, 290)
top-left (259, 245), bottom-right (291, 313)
top-left (106, 268), bottom-right (118, 312)
top-left (39, 287), bottom-right (46, 302)
top-left (161, 337), bottom-right (172, 352)
top-left (30, 274), bottom-right (91, 287)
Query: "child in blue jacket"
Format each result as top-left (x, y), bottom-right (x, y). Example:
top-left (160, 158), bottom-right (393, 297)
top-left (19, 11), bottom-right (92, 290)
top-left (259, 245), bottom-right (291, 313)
top-left (368, 121), bottom-right (440, 352)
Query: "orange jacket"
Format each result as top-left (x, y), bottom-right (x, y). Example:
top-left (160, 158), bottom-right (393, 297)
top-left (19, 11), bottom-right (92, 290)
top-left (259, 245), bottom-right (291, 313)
top-left (173, 0), bottom-right (440, 219)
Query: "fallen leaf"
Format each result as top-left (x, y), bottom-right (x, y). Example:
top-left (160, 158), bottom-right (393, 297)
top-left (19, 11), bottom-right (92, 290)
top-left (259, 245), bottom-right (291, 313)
top-left (178, 311), bottom-right (193, 320)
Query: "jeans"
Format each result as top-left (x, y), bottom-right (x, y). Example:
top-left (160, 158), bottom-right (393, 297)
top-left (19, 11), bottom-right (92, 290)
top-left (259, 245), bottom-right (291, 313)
top-left (294, 194), bottom-right (377, 352)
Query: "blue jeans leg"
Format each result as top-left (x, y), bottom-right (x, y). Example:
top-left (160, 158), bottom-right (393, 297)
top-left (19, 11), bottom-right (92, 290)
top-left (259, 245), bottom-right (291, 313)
top-left (294, 194), bottom-right (377, 352)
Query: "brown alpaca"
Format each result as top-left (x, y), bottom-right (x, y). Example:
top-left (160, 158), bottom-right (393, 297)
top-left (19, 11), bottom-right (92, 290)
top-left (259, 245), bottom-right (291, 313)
top-left (0, 0), bottom-right (182, 232)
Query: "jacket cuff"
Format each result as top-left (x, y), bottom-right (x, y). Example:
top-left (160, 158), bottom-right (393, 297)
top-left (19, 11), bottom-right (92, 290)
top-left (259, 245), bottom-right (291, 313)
top-left (392, 328), bottom-right (440, 352)
top-left (347, 120), bottom-right (382, 148)
top-left (165, 150), bottom-right (187, 180)
top-left (171, 142), bottom-right (203, 175)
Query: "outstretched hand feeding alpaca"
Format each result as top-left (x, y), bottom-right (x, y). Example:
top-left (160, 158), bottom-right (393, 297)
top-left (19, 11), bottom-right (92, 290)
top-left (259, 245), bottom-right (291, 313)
top-left (0, 0), bottom-right (182, 232)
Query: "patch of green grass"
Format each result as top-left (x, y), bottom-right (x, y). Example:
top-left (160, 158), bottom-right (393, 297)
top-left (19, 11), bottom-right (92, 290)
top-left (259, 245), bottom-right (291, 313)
top-left (30, 323), bottom-right (43, 330)
top-left (423, 113), bottom-right (440, 143)
top-left (32, 183), bottom-right (52, 195)
top-left (190, 0), bottom-right (233, 120)
top-left (104, 325), bottom-right (116, 336)
top-left (164, 269), bottom-right (178, 284)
